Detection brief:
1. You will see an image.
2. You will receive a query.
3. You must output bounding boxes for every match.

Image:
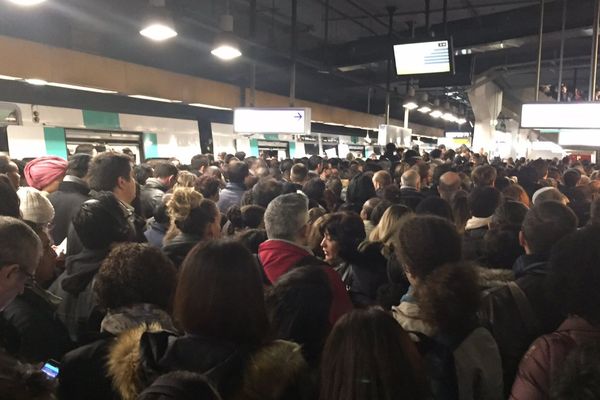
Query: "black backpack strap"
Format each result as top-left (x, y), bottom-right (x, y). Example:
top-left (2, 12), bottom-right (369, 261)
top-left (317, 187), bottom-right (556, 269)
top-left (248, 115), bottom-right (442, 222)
top-left (507, 281), bottom-right (542, 337)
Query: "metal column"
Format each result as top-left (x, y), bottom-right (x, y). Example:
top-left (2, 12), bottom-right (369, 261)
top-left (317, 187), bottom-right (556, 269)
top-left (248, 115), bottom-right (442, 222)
top-left (590, 0), bottom-right (600, 101)
top-left (557, 0), bottom-right (567, 102)
top-left (535, 0), bottom-right (545, 102)
top-left (289, 0), bottom-right (297, 107)
top-left (384, 7), bottom-right (395, 125)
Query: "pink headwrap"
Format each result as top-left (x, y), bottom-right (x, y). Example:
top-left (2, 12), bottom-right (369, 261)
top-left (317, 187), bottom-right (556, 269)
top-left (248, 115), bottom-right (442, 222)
top-left (24, 156), bottom-right (68, 190)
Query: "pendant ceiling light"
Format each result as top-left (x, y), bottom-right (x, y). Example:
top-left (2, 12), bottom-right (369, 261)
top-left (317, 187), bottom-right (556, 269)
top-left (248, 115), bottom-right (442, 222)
top-left (140, 0), bottom-right (177, 42)
top-left (211, 1), bottom-right (242, 61)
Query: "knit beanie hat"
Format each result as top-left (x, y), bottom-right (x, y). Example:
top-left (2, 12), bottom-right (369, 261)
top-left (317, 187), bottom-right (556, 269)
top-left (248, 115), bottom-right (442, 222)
top-left (24, 156), bottom-right (68, 190)
top-left (18, 187), bottom-right (55, 224)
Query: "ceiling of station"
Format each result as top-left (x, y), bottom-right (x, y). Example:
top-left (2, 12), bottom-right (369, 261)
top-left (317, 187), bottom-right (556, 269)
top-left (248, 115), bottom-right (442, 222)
top-left (0, 0), bottom-right (596, 127)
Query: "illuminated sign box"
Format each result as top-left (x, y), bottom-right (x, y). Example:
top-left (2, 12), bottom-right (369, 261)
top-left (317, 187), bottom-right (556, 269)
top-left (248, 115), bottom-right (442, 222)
top-left (521, 103), bottom-right (600, 129)
top-left (394, 40), bottom-right (452, 76)
top-left (234, 108), bottom-right (311, 134)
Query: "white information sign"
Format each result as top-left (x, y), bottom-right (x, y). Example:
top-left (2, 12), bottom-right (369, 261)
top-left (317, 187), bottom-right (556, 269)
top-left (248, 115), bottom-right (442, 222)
top-left (521, 103), bottom-right (600, 129)
top-left (234, 108), bottom-right (311, 134)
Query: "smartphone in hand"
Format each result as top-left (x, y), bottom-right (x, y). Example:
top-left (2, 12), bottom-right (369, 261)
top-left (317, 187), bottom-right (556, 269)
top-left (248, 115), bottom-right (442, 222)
top-left (41, 360), bottom-right (60, 379)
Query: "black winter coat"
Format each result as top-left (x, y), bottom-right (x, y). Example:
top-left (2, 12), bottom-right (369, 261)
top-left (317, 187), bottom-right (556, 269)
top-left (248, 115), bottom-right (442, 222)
top-left (0, 287), bottom-right (72, 363)
top-left (140, 179), bottom-right (168, 219)
top-left (48, 179), bottom-right (90, 244)
top-left (162, 233), bottom-right (203, 268)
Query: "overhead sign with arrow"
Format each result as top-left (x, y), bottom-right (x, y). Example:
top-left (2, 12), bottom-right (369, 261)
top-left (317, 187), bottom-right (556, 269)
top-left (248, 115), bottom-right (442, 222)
top-left (234, 108), bottom-right (311, 134)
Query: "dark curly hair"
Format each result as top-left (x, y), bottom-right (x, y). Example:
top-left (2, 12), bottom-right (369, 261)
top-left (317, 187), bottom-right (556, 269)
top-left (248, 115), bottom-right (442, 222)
top-left (319, 212), bottom-right (366, 264)
top-left (194, 175), bottom-right (221, 199)
top-left (394, 215), bottom-right (462, 280)
top-left (416, 263), bottom-right (481, 337)
top-left (94, 243), bottom-right (177, 311)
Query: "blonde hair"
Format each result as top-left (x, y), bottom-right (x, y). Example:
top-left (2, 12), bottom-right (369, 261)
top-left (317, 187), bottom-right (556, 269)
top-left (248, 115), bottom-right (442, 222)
top-left (174, 171), bottom-right (197, 189)
top-left (164, 187), bottom-right (204, 243)
top-left (369, 204), bottom-right (411, 244)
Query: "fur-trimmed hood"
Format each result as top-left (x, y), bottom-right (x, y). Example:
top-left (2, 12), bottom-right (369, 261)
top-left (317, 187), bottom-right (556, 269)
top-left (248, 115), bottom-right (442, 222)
top-left (476, 266), bottom-right (514, 290)
top-left (107, 323), bottom-right (165, 400)
top-left (108, 326), bottom-right (310, 400)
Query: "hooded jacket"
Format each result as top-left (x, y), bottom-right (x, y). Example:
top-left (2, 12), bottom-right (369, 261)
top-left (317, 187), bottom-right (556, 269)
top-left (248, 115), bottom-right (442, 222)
top-left (49, 247), bottom-right (110, 343)
top-left (258, 239), bottom-right (353, 325)
top-left (107, 326), bottom-right (309, 400)
top-left (510, 316), bottom-right (600, 400)
top-left (217, 182), bottom-right (246, 213)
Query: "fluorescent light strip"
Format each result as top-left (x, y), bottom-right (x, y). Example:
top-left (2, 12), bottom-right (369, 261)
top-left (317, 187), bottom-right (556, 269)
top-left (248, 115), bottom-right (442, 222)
top-left (25, 78), bottom-right (48, 86)
top-left (128, 95), bottom-right (179, 103)
top-left (46, 82), bottom-right (118, 94)
top-left (140, 24), bottom-right (178, 41)
top-left (8, 0), bottom-right (47, 6)
top-left (189, 103), bottom-right (232, 111)
top-left (0, 74), bottom-right (23, 81)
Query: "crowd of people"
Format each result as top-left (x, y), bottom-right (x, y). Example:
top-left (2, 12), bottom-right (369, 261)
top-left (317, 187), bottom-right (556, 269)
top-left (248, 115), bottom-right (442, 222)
top-left (1, 142), bottom-right (600, 399)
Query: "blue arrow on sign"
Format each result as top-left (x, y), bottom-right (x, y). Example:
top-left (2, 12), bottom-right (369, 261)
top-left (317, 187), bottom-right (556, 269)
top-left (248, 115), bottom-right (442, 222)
top-left (294, 112), bottom-right (302, 121)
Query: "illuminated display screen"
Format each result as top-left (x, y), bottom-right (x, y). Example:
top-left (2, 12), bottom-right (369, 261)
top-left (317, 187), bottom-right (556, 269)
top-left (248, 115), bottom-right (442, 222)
top-left (394, 40), bottom-right (452, 76)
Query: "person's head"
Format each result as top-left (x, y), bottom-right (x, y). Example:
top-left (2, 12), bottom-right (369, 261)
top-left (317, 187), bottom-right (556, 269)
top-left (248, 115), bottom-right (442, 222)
top-left (137, 371), bottom-right (220, 400)
top-left (290, 163), bottom-right (308, 184)
top-left (430, 148), bottom-right (442, 159)
top-left (302, 178), bottom-right (326, 203)
top-left (369, 199), bottom-right (392, 226)
top-left (172, 170), bottom-right (195, 190)
top-left (532, 187), bottom-right (568, 205)
top-left (416, 263), bottom-right (481, 337)
top-left (468, 186), bottom-right (501, 218)
top-left (490, 200), bottom-right (528, 229)
top-left (471, 164), bottom-right (497, 187)
top-left (319, 212), bottom-right (366, 264)
top-left (563, 168), bottom-right (582, 188)
top-left (167, 188), bottom-right (220, 240)
top-left (134, 164), bottom-right (153, 186)
top-left (548, 225), bottom-right (600, 325)
top-left (17, 187), bottom-right (54, 226)
top-left (415, 197), bottom-right (453, 221)
top-left (153, 162), bottom-right (179, 189)
top-left (88, 152), bottom-right (136, 204)
top-left (319, 308), bottom-right (425, 400)
top-left (372, 170), bottom-right (392, 191)
top-left (234, 151), bottom-right (246, 161)
top-left (395, 215), bottom-right (462, 285)
top-left (370, 204), bottom-right (412, 243)
top-left (190, 154), bottom-right (210, 174)
top-left (0, 156), bottom-right (21, 190)
top-left (308, 155), bottom-right (323, 172)
top-left (24, 156), bottom-right (68, 193)
top-left (264, 193), bottom-right (309, 244)
top-left (73, 192), bottom-right (132, 250)
top-left (346, 173), bottom-right (376, 207)
top-left (228, 161), bottom-right (250, 185)
top-left (502, 183), bottom-right (530, 207)
top-left (437, 171), bottom-right (461, 201)
top-left (0, 217), bottom-right (42, 311)
top-left (325, 177), bottom-right (343, 199)
top-left (482, 227), bottom-right (524, 269)
top-left (66, 153), bottom-right (92, 179)
top-left (95, 243), bottom-right (177, 311)
top-left (449, 189), bottom-right (470, 233)
top-left (251, 178), bottom-right (283, 208)
top-left (193, 175), bottom-right (221, 202)
top-left (227, 205), bottom-right (265, 234)
top-left (360, 197), bottom-right (382, 221)
top-left (174, 240), bottom-right (268, 346)
top-left (237, 228), bottom-right (268, 254)
top-left (521, 201), bottom-right (577, 256)
top-left (401, 169), bottom-right (420, 190)
top-left (266, 265), bottom-right (332, 366)
top-left (0, 175), bottom-right (20, 218)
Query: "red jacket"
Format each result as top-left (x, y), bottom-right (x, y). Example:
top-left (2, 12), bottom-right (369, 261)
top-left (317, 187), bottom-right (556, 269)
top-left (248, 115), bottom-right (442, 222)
top-left (258, 239), bottom-right (353, 325)
top-left (510, 316), bottom-right (600, 400)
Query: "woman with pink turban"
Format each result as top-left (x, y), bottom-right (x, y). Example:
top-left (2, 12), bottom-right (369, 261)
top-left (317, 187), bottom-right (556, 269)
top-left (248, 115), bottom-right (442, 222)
top-left (24, 156), bottom-right (68, 193)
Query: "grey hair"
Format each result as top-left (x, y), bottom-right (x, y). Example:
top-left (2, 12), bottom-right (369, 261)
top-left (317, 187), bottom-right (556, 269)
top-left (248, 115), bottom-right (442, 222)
top-left (0, 216), bottom-right (42, 269)
top-left (264, 193), bottom-right (309, 241)
top-left (401, 169), bottom-right (420, 187)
